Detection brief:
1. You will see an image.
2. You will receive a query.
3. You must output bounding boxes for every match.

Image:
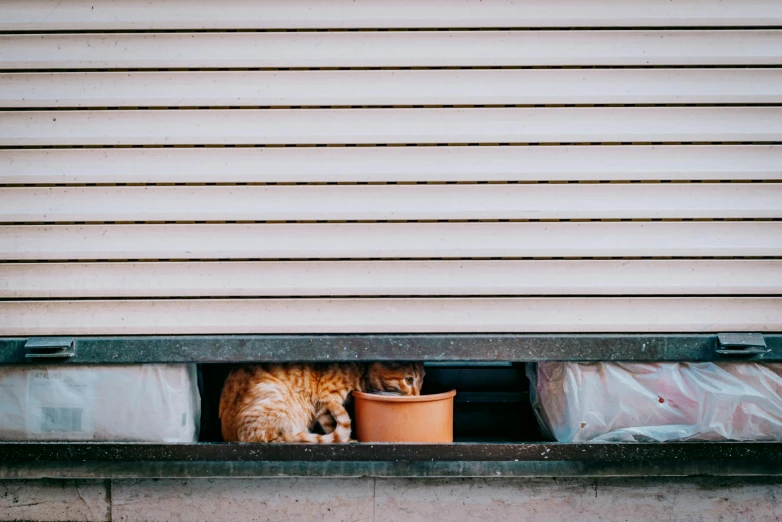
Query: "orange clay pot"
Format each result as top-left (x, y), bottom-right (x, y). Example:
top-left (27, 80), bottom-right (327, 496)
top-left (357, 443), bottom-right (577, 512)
top-left (352, 390), bottom-right (456, 443)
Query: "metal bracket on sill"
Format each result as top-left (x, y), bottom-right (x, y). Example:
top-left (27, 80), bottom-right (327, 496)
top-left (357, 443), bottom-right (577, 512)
top-left (715, 333), bottom-right (769, 356)
top-left (24, 337), bottom-right (75, 360)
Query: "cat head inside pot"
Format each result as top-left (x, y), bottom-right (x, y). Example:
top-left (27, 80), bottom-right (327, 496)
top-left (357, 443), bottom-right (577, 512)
top-left (363, 362), bottom-right (425, 396)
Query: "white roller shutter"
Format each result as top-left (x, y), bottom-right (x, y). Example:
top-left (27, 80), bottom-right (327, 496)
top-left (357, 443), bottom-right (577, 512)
top-left (1, 0), bottom-right (779, 335)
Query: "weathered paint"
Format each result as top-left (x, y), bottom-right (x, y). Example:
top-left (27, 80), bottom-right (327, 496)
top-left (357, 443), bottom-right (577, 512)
top-left (0, 480), bottom-right (109, 522)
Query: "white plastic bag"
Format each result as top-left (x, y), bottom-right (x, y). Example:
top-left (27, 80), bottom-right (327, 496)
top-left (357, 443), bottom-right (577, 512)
top-left (0, 364), bottom-right (200, 442)
top-left (529, 362), bottom-right (782, 442)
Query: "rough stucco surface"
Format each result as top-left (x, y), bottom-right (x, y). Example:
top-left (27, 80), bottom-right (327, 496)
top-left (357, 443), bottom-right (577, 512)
top-left (1, 477), bottom-right (780, 522)
top-left (373, 478), bottom-right (782, 522)
top-left (0, 479), bottom-right (109, 522)
top-left (111, 478), bottom-right (375, 522)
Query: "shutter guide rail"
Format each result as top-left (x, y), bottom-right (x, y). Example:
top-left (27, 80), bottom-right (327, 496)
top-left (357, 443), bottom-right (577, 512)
top-left (1, 334), bottom-right (781, 364)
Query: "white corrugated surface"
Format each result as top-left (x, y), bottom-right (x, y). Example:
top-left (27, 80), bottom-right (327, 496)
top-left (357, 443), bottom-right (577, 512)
top-left (3, 184), bottom-right (780, 222)
top-left (1, 1), bottom-right (778, 335)
top-left (2, 146), bottom-right (780, 184)
top-left (2, 261), bottom-right (779, 298)
top-left (3, 31), bottom-right (781, 70)
top-left (3, 107), bottom-right (780, 146)
top-left (1, 298), bottom-right (780, 335)
top-left (2, 222), bottom-right (779, 260)
top-left (4, 69), bottom-right (781, 107)
top-left (3, 0), bottom-right (780, 30)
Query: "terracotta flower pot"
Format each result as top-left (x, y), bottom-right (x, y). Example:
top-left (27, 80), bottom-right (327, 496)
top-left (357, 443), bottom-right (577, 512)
top-left (352, 389), bottom-right (456, 443)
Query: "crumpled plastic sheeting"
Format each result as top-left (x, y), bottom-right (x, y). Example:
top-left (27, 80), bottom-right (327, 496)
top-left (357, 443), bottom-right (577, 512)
top-left (529, 362), bottom-right (782, 442)
top-left (0, 364), bottom-right (200, 442)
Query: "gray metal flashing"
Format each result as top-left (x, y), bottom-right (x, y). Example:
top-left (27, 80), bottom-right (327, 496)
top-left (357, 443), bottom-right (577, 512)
top-left (1, 443), bottom-right (780, 478)
top-left (1, 333), bottom-right (781, 364)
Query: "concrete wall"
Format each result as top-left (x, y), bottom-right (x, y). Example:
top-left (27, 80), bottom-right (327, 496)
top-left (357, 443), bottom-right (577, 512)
top-left (2, 477), bottom-right (780, 522)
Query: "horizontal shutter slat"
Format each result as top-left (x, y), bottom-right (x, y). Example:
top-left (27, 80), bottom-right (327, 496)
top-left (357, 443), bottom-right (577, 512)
top-left (2, 260), bottom-right (779, 298)
top-left (3, 0), bottom-right (780, 31)
top-left (2, 297), bottom-right (779, 335)
top-left (4, 69), bottom-right (781, 108)
top-left (2, 222), bottom-right (779, 260)
top-left (3, 31), bottom-right (780, 70)
top-left (3, 184), bottom-right (780, 222)
top-left (3, 146), bottom-right (779, 184)
top-left (3, 107), bottom-right (780, 146)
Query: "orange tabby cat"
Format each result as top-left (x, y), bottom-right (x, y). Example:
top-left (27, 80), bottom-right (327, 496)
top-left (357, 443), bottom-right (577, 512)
top-left (219, 362), bottom-right (424, 443)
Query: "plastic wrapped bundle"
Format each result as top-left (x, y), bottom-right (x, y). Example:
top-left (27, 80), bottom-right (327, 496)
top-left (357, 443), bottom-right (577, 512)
top-left (529, 362), bottom-right (782, 442)
top-left (0, 364), bottom-right (200, 442)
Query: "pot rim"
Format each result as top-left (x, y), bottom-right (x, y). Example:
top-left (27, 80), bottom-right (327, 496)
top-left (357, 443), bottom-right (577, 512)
top-left (352, 389), bottom-right (456, 403)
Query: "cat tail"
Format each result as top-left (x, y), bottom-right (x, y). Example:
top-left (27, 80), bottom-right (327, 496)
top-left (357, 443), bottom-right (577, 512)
top-left (280, 401), bottom-right (353, 443)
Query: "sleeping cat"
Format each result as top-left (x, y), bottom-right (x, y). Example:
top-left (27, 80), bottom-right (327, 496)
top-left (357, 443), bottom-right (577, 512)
top-left (219, 362), bottom-right (424, 443)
